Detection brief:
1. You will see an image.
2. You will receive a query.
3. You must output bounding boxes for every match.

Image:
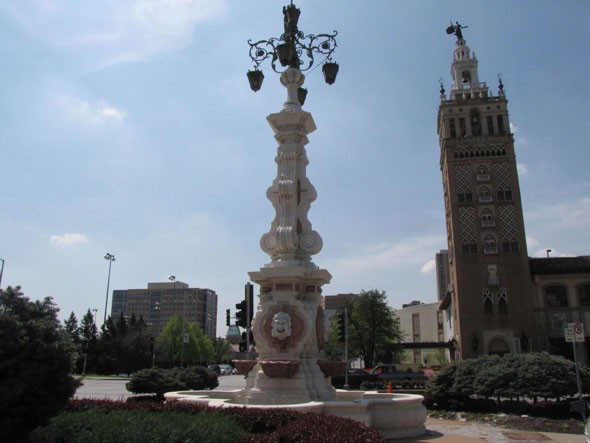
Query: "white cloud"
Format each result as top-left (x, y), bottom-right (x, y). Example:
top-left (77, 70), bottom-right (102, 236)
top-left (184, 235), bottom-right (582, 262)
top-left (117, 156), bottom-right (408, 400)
top-left (420, 260), bottom-right (436, 274)
top-left (526, 198), bottom-right (590, 230)
top-left (56, 93), bottom-right (127, 126)
top-left (3, 0), bottom-right (227, 66)
top-left (50, 233), bottom-right (89, 248)
top-left (517, 163), bottom-right (529, 175)
top-left (329, 235), bottom-right (444, 272)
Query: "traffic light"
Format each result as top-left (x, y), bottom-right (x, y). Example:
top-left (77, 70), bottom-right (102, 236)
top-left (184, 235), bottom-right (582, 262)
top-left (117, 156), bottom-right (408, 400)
top-left (236, 300), bottom-right (248, 328)
top-left (338, 311), bottom-right (346, 342)
top-left (245, 282), bottom-right (254, 327)
top-left (239, 331), bottom-right (247, 352)
top-left (149, 337), bottom-right (155, 353)
top-left (225, 309), bottom-right (231, 326)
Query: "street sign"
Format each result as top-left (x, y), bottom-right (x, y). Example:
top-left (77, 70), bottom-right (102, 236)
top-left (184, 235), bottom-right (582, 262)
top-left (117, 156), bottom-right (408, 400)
top-left (574, 322), bottom-right (585, 342)
top-left (565, 322), bottom-right (585, 343)
top-left (183, 332), bottom-right (190, 344)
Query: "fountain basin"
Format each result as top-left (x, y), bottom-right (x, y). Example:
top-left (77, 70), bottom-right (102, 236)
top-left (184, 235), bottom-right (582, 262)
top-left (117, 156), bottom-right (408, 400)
top-left (165, 389), bottom-right (426, 440)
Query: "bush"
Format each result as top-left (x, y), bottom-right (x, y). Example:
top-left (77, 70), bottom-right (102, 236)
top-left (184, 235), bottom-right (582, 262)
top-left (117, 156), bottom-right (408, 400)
top-left (126, 366), bottom-right (218, 398)
top-left (30, 405), bottom-right (247, 443)
top-left (425, 352), bottom-right (590, 413)
top-left (171, 365), bottom-right (219, 390)
top-left (31, 399), bottom-right (385, 443)
top-left (126, 367), bottom-right (183, 398)
top-left (0, 287), bottom-right (80, 442)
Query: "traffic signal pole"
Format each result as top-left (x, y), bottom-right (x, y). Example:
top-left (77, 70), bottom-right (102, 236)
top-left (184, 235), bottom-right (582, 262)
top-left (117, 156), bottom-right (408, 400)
top-left (344, 306), bottom-right (350, 390)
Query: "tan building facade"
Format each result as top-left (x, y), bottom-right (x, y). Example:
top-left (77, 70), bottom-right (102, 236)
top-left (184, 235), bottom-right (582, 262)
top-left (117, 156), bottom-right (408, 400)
top-left (111, 281), bottom-right (218, 338)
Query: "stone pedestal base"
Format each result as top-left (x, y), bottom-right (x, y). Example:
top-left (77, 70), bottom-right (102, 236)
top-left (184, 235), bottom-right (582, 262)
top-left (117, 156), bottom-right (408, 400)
top-left (240, 264), bottom-right (334, 404)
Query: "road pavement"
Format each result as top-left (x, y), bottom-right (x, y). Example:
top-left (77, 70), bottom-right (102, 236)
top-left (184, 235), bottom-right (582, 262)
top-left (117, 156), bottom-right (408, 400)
top-left (75, 376), bottom-right (585, 442)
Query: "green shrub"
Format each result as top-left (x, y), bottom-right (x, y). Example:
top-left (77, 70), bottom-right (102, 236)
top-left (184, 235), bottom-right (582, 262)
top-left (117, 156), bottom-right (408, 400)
top-left (171, 365), bottom-right (218, 390)
top-left (31, 399), bottom-right (385, 443)
top-left (425, 352), bottom-right (590, 412)
top-left (126, 366), bottom-right (218, 398)
top-left (126, 367), bottom-right (182, 398)
top-left (30, 407), bottom-right (247, 443)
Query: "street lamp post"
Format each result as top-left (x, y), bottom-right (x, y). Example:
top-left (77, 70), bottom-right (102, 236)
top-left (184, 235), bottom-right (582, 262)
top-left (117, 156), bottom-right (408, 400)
top-left (0, 258), bottom-right (5, 289)
top-left (169, 275), bottom-right (186, 366)
top-left (246, 1), bottom-right (339, 97)
top-left (103, 253), bottom-right (115, 326)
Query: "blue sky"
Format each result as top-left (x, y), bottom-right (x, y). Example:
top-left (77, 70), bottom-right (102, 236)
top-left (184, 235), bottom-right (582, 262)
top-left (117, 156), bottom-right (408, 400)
top-left (2, 0), bottom-right (589, 336)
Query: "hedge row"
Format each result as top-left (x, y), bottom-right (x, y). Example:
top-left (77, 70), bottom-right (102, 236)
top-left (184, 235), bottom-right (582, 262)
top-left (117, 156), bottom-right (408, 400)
top-left (31, 399), bottom-right (385, 443)
top-left (425, 352), bottom-right (590, 410)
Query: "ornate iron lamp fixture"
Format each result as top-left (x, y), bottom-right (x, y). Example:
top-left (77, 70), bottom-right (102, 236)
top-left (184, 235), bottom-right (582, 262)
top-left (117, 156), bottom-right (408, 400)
top-left (247, 1), bottom-right (339, 93)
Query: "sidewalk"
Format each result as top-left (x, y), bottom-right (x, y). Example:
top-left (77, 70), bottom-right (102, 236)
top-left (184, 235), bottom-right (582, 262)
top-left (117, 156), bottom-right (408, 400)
top-left (393, 418), bottom-right (585, 443)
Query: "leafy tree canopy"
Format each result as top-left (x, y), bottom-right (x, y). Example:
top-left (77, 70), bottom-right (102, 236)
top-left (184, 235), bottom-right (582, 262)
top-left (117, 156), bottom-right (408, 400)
top-left (0, 286), bottom-right (79, 442)
top-left (325, 289), bottom-right (402, 368)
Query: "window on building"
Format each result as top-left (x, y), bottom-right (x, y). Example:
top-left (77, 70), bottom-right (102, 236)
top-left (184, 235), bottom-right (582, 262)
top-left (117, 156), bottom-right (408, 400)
top-left (481, 209), bottom-right (495, 228)
top-left (462, 70), bottom-right (471, 84)
top-left (578, 284), bottom-right (590, 307)
top-left (486, 115), bottom-right (494, 135)
top-left (483, 289), bottom-right (493, 315)
top-left (449, 118), bottom-right (457, 138)
top-left (462, 241), bottom-right (478, 254)
top-left (458, 189), bottom-right (473, 203)
top-left (497, 115), bottom-right (505, 134)
top-left (544, 285), bottom-right (568, 308)
top-left (497, 289), bottom-right (508, 315)
top-left (459, 118), bottom-right (466, 137)
top-left (483, 235), bottom-right (497, 255)
top-left (502, 238), bottom-right (519, 252)
top-left (478, 186), bottom-right (493, 204)
top-left (470, 109), bottom-right (482, 136)
top-left (476, 165), bottom-right (490, 182)
top-left (497, 186), bottom-right (513, 201)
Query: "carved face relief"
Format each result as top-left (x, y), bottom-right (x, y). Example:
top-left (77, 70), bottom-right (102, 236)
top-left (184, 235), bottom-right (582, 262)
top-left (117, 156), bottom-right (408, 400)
top-left (271, 311), bottom-right (292, 340)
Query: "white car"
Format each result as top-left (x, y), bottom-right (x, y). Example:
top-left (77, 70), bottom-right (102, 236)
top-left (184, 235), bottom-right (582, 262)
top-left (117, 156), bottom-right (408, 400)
top-left (219, 364), bottom-right (234, 375)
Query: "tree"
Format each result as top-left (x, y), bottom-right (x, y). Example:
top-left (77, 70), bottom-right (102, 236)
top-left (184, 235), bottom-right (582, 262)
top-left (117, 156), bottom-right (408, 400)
top-left (326, 290), bottom-right (402, 368)
top-left (78, 309), bottom-right (98, 374)
top-left (213, 338), bottom-right (232, 364)
top-left (0, 286), bottom-right (79, 442)
top-left (156, 315), bottom-right (214, 366)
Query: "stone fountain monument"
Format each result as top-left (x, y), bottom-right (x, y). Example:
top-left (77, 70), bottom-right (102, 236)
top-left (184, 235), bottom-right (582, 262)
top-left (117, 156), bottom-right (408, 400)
top-left (166, 4), bottom-right (427, 438)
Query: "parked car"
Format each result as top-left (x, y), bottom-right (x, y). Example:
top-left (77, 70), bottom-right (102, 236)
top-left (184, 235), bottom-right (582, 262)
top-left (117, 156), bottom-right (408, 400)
top-left (207, 364), bottom-right (221, 375)
top-left (331, 368), bottom-right (379, 389)
top-left (369, 365), bottom-right (428, 387)
top-left (219, 364), bottom-right (235, 375)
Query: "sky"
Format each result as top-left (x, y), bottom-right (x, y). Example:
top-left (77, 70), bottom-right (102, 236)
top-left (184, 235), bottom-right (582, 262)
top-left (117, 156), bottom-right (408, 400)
top-left (1, 0), bottom-right (589, 337)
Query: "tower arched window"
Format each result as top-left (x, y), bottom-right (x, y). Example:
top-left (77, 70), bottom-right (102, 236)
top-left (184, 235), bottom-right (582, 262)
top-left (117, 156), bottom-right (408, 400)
top-left (483, 235), bottom-right (497, 255)
top-left (462, 70), bottom-right (471, 84)
top-left (497, 288), bottom-right (508, 315)
top-left (481, 209), bottom-right (495, 228)
top-left (470, 108), bottom-right (482, 136)
top-left (483, 289), bottom-right (494, 315)
top-left (544, 285), bottom-right (568, 308)
top-left (577, 283), bottom-right (590, 307)
top-left (479, 186), bottom-right (492, 203)
top-left (476, 165), bottom-right (490, 182)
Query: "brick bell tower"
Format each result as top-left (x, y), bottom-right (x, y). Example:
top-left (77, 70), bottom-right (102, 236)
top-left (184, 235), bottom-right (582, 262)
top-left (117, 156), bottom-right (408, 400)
top-left (437, 23), bottom-right (535, 359)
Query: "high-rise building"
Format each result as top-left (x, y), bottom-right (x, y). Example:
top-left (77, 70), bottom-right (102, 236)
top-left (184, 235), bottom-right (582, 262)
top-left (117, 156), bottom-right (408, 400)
top-left (111, 282), bottom-right (218, 338)
top-left (436, 26), bottom-right (535, 359)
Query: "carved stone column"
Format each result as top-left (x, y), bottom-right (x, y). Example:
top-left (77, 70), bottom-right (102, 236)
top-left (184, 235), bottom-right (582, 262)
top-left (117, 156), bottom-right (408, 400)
top-left (240, 67), bottom-right (335, 405)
